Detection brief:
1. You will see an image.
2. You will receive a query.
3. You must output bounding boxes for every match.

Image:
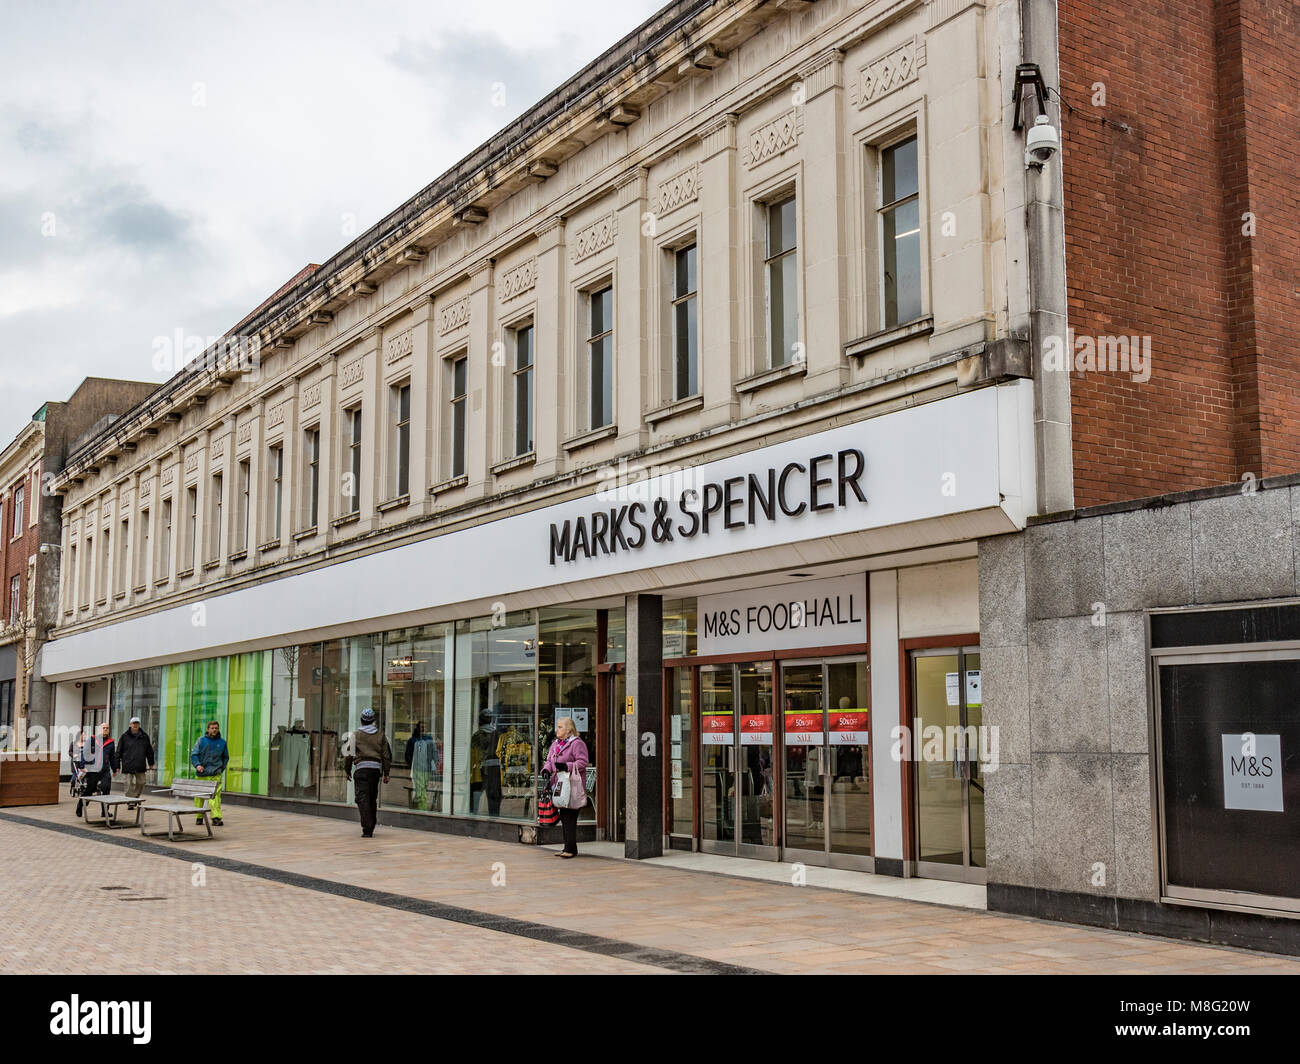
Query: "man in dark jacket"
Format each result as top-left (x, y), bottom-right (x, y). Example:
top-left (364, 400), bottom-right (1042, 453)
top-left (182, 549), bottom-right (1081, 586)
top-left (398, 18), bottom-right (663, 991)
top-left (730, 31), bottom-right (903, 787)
top-left (117, 717), bottom-right (156, 798)
top-left (344, 708), bottom-right (391, 838)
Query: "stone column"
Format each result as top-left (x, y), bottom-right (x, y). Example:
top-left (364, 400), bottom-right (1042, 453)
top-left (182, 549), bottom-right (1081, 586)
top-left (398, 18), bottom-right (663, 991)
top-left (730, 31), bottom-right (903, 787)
top-left (532, 218), bottom-right (566, 479)
top-left (407, 300), bottom-right (434, 518)
top-left (614, 167), bottom-right (649, 450)
top-left (797, 47), bottom-right (848, 391)
top-left (624, 592), bottom-right (663, 860)
top-left (697, 114), bottom-right (740, 423)
top-left (360, 328), bottom-right (382, 524)
top-left (465, 259), bottom-right (494, 502)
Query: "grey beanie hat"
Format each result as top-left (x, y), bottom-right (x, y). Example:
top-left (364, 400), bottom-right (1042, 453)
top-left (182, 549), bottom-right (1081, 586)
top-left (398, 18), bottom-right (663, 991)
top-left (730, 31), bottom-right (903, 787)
top-left (360, 708), bottom-right (376, 723)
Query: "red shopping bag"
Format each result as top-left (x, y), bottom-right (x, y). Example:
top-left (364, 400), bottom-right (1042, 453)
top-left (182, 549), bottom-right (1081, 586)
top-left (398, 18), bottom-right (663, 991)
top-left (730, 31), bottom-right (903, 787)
top-left (537, 792), bottom-right (560, 827)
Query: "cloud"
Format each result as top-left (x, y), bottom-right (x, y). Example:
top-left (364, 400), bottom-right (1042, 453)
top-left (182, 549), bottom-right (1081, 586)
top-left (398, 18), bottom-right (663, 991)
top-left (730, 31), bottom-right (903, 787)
top-left (0, 0), bottom-right (663, 444)
top-left (90, 183), bottom-right (194, 250)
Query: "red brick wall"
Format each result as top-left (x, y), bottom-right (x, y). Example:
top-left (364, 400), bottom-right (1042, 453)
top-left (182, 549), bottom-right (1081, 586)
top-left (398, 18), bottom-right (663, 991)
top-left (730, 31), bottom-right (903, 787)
top-left (1058, 0), bottom-right (1300, 506)
top-left (1236, 0), bottom-right (1300, 476)
top-left (2, 471), bottom-right (39, 628)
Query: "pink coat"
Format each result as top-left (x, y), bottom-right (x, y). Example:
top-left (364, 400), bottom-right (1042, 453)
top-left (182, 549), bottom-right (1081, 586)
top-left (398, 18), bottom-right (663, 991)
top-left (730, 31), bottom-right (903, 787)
top-left (544, 736), bottom-right (589, 805)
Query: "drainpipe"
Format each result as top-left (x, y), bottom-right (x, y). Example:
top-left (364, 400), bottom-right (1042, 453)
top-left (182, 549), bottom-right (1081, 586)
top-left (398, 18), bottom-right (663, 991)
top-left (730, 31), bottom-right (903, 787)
top-left (1022, 0), bottom-right (1074, 515)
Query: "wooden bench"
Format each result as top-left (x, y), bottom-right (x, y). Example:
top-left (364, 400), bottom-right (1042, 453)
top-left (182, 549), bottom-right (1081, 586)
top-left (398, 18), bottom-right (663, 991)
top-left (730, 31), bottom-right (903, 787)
top-left (139, 778), bottom-right (219, 840)
top-left (80, 793), bottom-right (147, 828)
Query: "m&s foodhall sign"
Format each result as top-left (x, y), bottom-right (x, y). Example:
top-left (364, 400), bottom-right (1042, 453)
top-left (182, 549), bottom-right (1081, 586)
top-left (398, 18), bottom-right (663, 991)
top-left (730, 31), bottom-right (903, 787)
top-left (698, 574), bottom-right (867, 656)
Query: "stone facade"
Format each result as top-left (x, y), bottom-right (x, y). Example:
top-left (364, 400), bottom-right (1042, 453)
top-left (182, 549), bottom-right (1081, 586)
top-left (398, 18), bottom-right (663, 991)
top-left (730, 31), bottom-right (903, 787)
top-left (51, 0), bottom-right (1032, 647)
top-left (981, 476), bottom-right (1300, 951)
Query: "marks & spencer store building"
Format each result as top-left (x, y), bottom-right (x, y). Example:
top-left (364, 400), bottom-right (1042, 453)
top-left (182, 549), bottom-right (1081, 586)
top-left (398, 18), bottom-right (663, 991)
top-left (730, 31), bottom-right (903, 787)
top-left (43, 383), bottom-right (1032, 883)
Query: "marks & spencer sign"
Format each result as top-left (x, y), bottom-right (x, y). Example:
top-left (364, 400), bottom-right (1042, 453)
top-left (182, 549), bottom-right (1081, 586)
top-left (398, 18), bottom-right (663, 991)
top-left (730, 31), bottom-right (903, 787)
top-left (698, 575), bottom-right (867, 656)
top-left (548, 449), bottom-right (866, 566)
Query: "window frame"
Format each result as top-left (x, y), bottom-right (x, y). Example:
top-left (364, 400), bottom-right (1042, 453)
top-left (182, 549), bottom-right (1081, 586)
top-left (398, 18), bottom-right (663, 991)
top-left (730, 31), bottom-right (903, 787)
top-left (9, 574), bottom-right (19, 626)
top-left (11, 484), bottom-right (23, 539)
top-left (584, 283), bottom-right (614, 430)
top-left (81, 534), bottom-right (93, 607)
top-left (670, 241), bottom-right (699, 401)
top-left (268, 444), bottom-right (284, 540)
top-left (236, 458), bottom-right (251, 552)
top-left (763, 192), bottom-right (799, 369)
top-left (184, 485), bottom-right (197, 572)
top-left (99, 527), bottom-right (111, 601)
top-left (209, 472), bottom-right (223, 563)
top-left (136, 507), bottom-right (150, 585)
top-left (158, 498), bottom-right (172, 580)
top-left (304, 426), bottom-right (321, 530)
top-left (391, 381), bottom-right (411, 497)
top-left (877, 131), bottom-right (922, 330)
top-left (117, 516), bottom-right (129, 595)
top-left (448, 355), bottom-right (468, 480)
top-left (511, 323), bottom-right (534, 457)
top-left (345, 406), bottom-right (362, 515)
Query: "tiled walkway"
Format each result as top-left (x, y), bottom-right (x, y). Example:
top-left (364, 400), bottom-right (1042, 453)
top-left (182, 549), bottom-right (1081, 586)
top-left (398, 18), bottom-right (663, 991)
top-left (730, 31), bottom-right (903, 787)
top-left (3, 796), bottom-right (1297, 975)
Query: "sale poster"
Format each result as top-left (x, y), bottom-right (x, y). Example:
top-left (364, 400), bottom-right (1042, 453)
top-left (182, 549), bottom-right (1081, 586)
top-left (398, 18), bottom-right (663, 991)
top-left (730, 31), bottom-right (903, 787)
top-left (740, 713), bottom-right (773, 745)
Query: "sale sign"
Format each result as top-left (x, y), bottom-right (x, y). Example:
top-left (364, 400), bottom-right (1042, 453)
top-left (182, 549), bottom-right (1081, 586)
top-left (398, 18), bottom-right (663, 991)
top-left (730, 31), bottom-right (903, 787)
top-left (739, 713), bottom-right (773, 745)
top-left (701, 712), bottom-right (734, 746)
top-left (783, 710), bottom-right (824, 745)
top-left (828, 710), bottom-right (869, 746)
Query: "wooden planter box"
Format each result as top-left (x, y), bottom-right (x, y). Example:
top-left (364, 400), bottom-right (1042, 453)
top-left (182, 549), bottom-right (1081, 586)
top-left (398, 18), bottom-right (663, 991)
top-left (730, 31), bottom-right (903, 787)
top-left (0, 753), bottom-right (61, 807)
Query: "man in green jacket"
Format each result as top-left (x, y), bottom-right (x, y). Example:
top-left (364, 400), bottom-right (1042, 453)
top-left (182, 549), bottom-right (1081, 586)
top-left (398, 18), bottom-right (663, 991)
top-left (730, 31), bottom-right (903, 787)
top-left (344, 708), bottom-right (391, 838)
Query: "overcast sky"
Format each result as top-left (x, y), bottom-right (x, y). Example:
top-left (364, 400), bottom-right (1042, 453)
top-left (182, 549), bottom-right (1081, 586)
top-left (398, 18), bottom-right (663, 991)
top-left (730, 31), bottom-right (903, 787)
top-left (0, 0), bottom-right (661, 446)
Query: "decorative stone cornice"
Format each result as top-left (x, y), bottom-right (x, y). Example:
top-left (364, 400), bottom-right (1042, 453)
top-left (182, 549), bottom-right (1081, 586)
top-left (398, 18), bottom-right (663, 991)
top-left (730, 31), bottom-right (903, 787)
top-left (499, 258), bottom-right (537, 302)
top-left (742, 109), bottom-right (801, 168)
top-left (383, 330), bottom-right (413, 365)
top-left (850, 37), bottom-right (924, 110)
top-left (341, 356), bottom-right (367, 387)
top-left (699, 113), bottom-right (737, 159)
top-left (571, 212), bottom-right (617, 263)
top-left (656, 164), bottom-right (699, 215)
top-left (616, 167), bottom-right (648, 210)
top-left (535, 215), bottom-right (564, 238)
top-left (438, 296), bottom-right (471, 335)
top-left (266, 400), bottom-right (291, 430)
top-left (798, 47), bottom-right (843, 101)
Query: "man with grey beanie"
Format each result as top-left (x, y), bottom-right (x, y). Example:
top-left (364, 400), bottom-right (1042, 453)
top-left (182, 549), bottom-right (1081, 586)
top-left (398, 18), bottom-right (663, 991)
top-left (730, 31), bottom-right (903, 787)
top-left (344, 707), bottom-right (391, 838)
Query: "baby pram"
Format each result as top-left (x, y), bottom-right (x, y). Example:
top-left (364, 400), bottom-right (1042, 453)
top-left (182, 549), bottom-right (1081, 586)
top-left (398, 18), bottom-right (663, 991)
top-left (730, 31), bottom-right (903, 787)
top-left (70, 762), bottom-right (99, 816)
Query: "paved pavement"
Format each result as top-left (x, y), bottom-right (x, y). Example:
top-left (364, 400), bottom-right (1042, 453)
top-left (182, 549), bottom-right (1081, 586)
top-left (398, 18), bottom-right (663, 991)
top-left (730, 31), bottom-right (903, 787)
top-left (2, 796), bottom-right (1297, 975)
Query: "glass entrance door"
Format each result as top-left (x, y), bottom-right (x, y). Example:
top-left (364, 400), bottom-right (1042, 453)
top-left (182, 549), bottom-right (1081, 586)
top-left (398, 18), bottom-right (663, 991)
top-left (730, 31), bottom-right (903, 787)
top-left (911, 646), bottom-right (985, 882)
top-left (700, 661), bottom-right (776, 858)
top-left (601, 670), bottom-right (626, 841)
top-left (780, 659), bottom-right (872, 869)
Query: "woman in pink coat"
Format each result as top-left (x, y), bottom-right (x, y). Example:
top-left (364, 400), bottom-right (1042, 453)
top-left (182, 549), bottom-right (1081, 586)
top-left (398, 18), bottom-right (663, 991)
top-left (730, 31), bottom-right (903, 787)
top-left (543, 716), bottom-right (589, 858)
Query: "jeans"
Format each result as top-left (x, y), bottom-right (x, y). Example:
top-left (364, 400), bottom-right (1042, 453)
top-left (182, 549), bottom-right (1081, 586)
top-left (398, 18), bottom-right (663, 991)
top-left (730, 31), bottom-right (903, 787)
top-left (354, 768), bottom-right (381, 835)
top-left (559, 807), bottom-right (579, 855)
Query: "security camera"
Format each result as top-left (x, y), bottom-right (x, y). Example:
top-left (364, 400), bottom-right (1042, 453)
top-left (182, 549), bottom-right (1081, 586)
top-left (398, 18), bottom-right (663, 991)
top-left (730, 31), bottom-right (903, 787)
top-left (1025, 114), bottom-right (1060, 169)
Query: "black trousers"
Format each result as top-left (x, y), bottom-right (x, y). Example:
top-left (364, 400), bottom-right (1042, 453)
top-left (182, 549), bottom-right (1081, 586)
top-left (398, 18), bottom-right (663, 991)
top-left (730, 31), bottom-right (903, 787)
top-left (354, 768), bottom-right (381, 836)
top-left (559, 807), bottom-right (579, 855)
